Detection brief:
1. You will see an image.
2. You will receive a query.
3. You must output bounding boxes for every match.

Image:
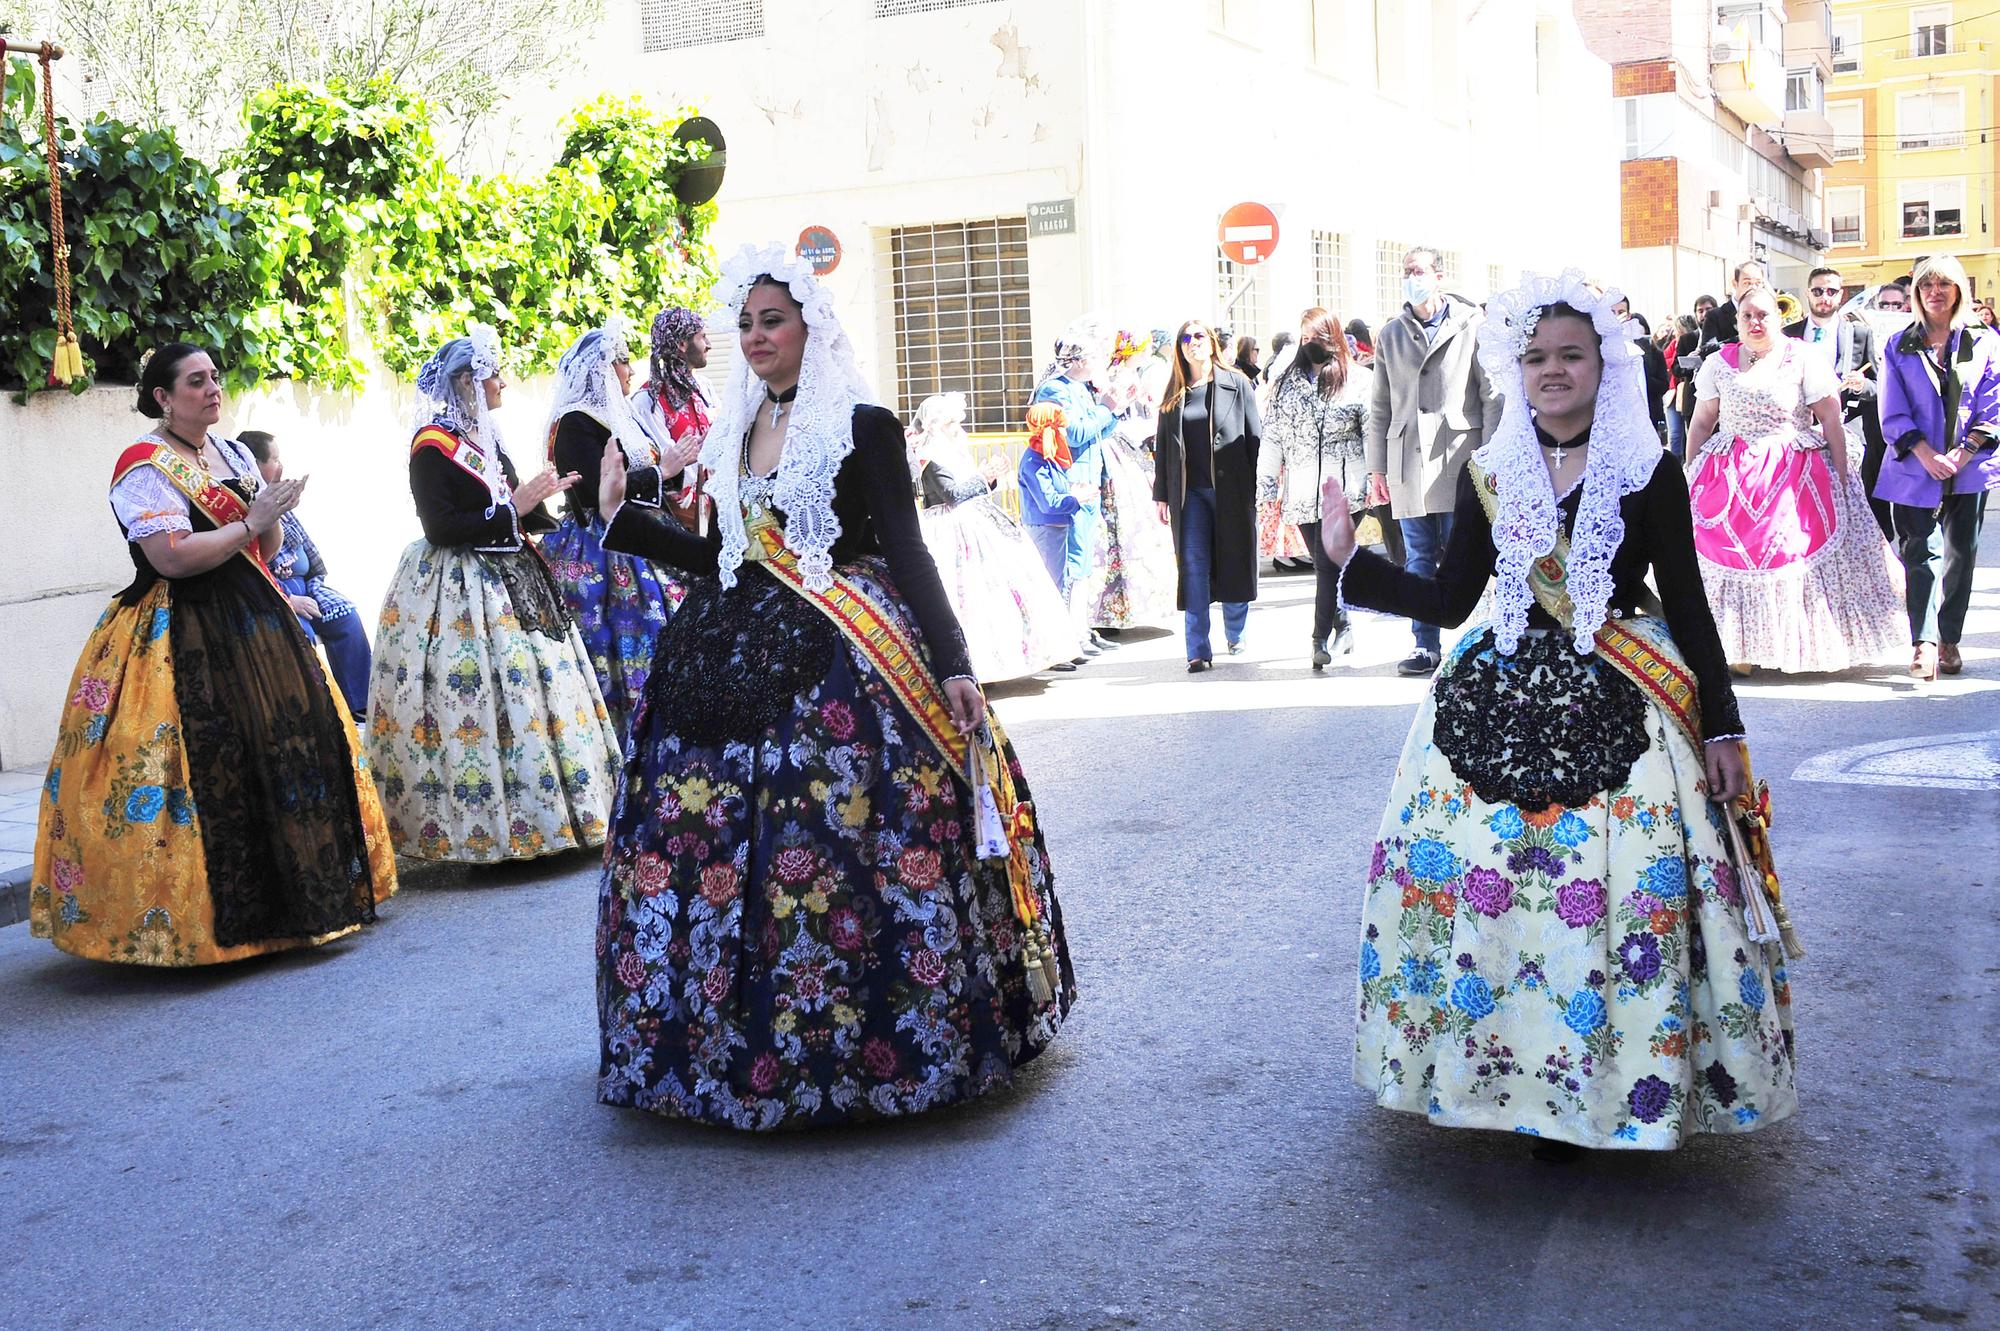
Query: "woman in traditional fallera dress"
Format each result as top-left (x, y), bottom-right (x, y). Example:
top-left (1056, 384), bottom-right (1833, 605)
top-left (1320, 274), bottom-right (1798, 1154)
top-left (593, 244), bottom-right (1074, 1130)
top-left (366, 324), bottom-right (623, 863)
top-left (1685, 284), bottom-right (1904, 673)
top-left (30, 344), bottom-right (396, 965)
top-left (909, 391), bottom-right (1078, 680)
top-left (541, 318), bottom-right (701, 739)
top-left (1089, 330), bottom-right (1178, 630)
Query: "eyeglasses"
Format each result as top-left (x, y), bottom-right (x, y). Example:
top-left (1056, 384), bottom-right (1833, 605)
top-left (1808, 287), bottom-right (1841, 296)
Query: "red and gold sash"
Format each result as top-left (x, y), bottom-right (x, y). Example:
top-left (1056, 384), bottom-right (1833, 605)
top-left (746, 515), bottom-right (1060, 997)
top-left (112, 441), bottom-right (282, 594)
top-left (412, 423), bottom-right (497, 489)
top-left (1466, 461), bottom-right (1802, 957)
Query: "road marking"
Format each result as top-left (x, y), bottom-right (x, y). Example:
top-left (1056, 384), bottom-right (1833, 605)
top-left (1792, 730), bottom-right (2000, 791)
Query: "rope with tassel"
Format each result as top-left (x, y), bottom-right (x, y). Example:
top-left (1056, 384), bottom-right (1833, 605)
top-left (24, 41), bottom-right (82, 384)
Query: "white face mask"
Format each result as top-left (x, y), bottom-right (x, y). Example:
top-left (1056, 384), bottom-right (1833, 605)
top-left (1404, 273), bottom-right (1438, 306)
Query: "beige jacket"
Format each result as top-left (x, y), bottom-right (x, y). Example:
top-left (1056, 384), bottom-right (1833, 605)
top-left (1364, 297), bottom-right (1502, 518)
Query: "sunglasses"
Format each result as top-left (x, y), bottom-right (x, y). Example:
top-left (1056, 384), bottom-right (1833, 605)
top-left (1180, 331), bottom-right (1209, 344)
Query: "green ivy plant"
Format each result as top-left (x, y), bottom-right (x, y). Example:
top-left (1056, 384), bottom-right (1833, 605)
top-left (0, 61), bottom-right (269, 396)
top-left (0, 71), bottom-right (716, 397)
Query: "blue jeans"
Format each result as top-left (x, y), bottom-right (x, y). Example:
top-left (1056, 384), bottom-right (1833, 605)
top-left (1179, 486), bottom-right (1248, 661)
top-left (1398, 510), bottom-right (1456, 654)
top-left (1026, 523), bottom-right (1071, 598)
top-left (1665, 406), bottom-right (1686, 461)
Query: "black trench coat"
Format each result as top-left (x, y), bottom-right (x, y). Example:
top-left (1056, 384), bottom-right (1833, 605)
top-left (1152, 368), bottom-right (1262, 607)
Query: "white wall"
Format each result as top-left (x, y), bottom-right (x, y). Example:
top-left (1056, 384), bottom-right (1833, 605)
top-left (0, 376), bottom-right (561, 769)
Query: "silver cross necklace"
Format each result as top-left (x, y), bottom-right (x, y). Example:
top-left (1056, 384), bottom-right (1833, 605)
top-left (765, 384), bottom-right (798, 427)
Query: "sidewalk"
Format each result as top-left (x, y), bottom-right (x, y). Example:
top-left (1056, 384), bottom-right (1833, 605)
top-left (0, 765), bottom-right (43, 927)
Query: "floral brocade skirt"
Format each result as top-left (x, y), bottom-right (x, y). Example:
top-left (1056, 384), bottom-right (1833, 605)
top-left (919, 495), bottom-right (1077, 682)
top-left (597, 557), bottom-right (1075, 1130)
top-left (31, 578), bottom-right (396, 965)
top-left (366, 541), bottom-right (622, 863)
top-left (1090, 435), bottom-right (1177, 628)
top-left (1354, 622), bottom-right (1798, 1150)
top-left (542, 513), bottom-right (686, 742)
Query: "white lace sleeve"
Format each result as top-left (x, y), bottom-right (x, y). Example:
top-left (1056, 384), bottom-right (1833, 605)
top-left (109, 466), bottom-right (191, 541)
top-left (1693, 353), bottom-right (1723, 404)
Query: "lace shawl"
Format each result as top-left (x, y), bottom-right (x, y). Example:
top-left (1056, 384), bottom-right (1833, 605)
top-left (1472, 270), bottom-right (1662, 656)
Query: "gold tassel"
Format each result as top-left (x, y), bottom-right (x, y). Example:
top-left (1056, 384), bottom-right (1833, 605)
top-left (49, 333), bottom-right (73, 385)
top-left (61, 334), bottom-right (83, 381)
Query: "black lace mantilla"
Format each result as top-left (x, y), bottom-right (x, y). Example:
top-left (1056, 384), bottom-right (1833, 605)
top-left (1432, 629), bottom-right (1650, 811)
top-left (647, 567), bottom-right (839, 745)
top-left (487, 546), bottom-right (571, 638)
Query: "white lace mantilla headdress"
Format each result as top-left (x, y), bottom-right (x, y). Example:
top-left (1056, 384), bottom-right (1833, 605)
top-left (701, 242), bottom-right (876, 591)
top-left (1473, 270), bottom-right (1662, 656)
top-left (545, 316), bottom-right (653, 463)
top-left (415, 321), bottom-right (510, 507)
top-left (905, 390), bottom-right (970, 479)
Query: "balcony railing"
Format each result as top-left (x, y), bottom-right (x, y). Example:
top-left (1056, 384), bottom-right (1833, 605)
top-left (1898, 131), bottom-right (1967, 150)
top-left (1890, 38), bottom-right (1989, 61)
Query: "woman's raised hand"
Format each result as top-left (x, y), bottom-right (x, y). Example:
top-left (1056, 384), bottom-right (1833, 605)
top-left (598, 438), bottom-right (628, 515)
top-left (515, 467), bottom-right (579, 513)
top-left (246, 475), bottom-right (307, 534)
top-left (1318, 477), bottom-right (1357, 567)
top-left (661, 427), bottom-right (705, 476)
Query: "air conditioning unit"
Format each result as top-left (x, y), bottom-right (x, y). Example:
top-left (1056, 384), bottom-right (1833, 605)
top-left (1713, 27), bottom-right (1744, 64)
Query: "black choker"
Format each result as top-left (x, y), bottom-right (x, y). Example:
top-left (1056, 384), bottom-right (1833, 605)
top-left (764, 385), bottom-right (799, 403)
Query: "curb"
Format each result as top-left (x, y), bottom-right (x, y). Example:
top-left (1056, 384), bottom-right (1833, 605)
top-left (1, 865), bottom-right (28, 929)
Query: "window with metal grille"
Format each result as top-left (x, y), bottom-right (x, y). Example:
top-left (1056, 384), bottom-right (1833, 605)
top-left (639, 0), bottom-right (764, 53)
top-left (1312, 231), bottom-right (1348, 316)
top-left (1487, 265), bottom-right (1505, 300)
top-left (874, 0), bottom-right (998, 14)
top-left (1214, 250), bottom-right (1266, 342)
top-left (886, 218), bottom-right (1034, 432)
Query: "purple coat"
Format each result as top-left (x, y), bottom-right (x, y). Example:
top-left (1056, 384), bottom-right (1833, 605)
top-left (1875, 321), bottom-right (2000, 506)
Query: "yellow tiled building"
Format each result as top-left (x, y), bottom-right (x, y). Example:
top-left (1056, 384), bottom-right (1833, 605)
top-left (1823, 0), bottom-right (2000, 295)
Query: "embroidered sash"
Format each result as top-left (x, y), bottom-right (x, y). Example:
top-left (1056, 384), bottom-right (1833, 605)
top-left (745, 514), bottom-right (1061, 997)
top-left (1465, 461), bottom-right (1802, 957)
top-left (412, 424), bottom-right (499, 491)
top-left (112, 441), bottom-right (282, 595)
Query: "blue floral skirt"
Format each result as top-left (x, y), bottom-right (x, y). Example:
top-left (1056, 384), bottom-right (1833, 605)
top-left (541, 514), bottom-right (684, 741)
top-left (1354, 621), bottom-right (1798, 1150)
top-left (597, 557), bottom-right (1074, 1130)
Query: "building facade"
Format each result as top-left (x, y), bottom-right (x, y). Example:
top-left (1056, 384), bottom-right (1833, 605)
top-left (506, 0), bottom-right (1618, 430)
top-left (1823, 0), bottom-right (2000, 297)
top-left (1575, 0), bottom-right (1834, 319)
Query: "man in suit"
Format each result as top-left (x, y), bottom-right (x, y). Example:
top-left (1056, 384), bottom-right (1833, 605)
top-left (1700, 258), bottom-right (1770, 354)
top-left (1784, 264), bottom-right (1892, 541)
top-left (1612, 297), bottom-right (1670, 442)
top-left (1364, 245), bottom-right (1502, 676)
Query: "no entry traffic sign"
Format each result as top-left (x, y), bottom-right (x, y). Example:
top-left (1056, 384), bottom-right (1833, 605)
top-left (796, 225), bottom-right (842, 276)
top-left (1218, 202), bottom-right (1279, 265)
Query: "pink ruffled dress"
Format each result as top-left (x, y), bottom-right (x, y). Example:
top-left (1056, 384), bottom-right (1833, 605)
top-left (1689, 340), bottom-right (1904, 672)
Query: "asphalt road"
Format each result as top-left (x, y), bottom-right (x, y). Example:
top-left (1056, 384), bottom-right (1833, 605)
top-left (3, 562), bottom-right (1996, 1331)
